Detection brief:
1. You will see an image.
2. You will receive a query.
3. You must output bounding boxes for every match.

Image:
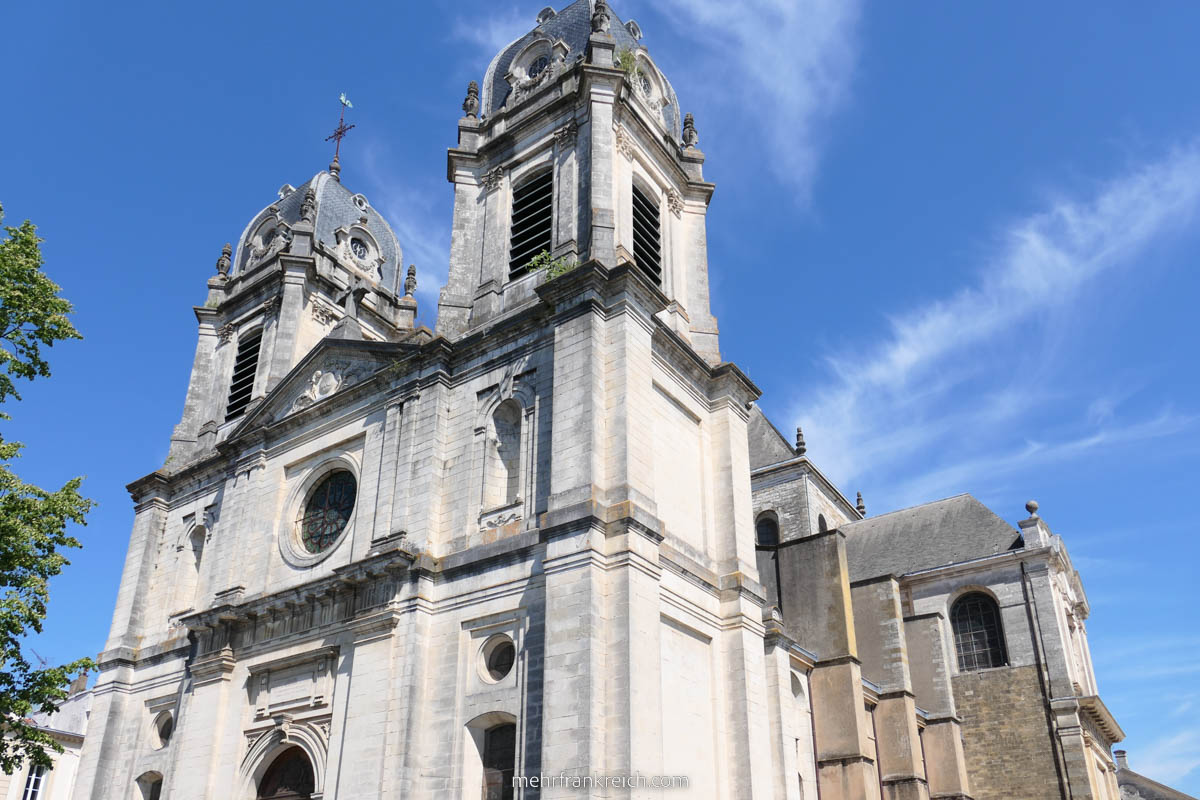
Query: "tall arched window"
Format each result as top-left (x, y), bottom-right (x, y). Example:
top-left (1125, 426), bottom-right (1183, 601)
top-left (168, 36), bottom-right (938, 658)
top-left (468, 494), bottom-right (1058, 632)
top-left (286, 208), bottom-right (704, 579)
top-left (482, 722), bottom-right (516, 800)
top-left (483, 400), bottom-right (522, 510)
top-left (257, 747), bottom-right (315, 800)
top-left (631, 183), bottom-right (662, 285)
top-left (951, 592), bottom-right (1008, 671)
top-left (755, 513), bottom-right (779, 546)
top-left (509, 169), bottom-right (554, 278)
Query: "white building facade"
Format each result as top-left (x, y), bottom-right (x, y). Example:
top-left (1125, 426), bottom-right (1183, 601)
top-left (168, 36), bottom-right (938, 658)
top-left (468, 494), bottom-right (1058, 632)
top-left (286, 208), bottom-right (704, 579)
top-left (73, 3), bottom-right (1157, 800)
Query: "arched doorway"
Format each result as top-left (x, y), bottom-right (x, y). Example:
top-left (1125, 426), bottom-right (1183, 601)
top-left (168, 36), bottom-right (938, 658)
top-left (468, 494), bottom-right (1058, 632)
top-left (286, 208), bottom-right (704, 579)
top-left (257, 747), bottom-right (315, 800)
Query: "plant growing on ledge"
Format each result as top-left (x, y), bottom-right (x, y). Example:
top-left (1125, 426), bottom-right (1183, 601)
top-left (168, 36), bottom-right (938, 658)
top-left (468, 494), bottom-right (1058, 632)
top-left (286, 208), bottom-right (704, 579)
top-left (527, 250), bottom-right (578, 280)
top-left (616, 47), bottom-right (637, 76)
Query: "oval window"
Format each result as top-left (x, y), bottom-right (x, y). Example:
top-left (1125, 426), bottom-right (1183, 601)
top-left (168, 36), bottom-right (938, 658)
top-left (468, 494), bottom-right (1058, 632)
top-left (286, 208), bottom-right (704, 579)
top-left (299, 470), bottom-right (357, 553)
top-left (480, 634), bottom-right (517, 683)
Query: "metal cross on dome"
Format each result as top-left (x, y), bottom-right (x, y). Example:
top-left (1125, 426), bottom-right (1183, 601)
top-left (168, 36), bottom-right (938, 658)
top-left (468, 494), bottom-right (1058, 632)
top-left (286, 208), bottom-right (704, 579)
top-left (325, 93), bottom-right (356, 160)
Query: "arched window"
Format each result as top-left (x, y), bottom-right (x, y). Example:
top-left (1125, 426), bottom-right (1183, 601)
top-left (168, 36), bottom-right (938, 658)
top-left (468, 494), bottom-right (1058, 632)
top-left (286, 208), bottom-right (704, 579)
top-left (484, 400), bottom-right (522, 510)
top-left (509, 169), bottom-right (554, 278)
top-left (755, 513), bottom-right (779, 546)
top-left (817, 514), bottom-right (828, 533)
top-left (951, 592), bottom-right (1008, 671)
top-left (482, 722), bottom-right (517, 800)
top-left (257, 747), bottom-right (315, 800)
top-left (631, 183), bottom-right (662, 285)
top-left (135, 772), bottom-right (163, 800)
top-left (225, 328), bottom-right (263, 421)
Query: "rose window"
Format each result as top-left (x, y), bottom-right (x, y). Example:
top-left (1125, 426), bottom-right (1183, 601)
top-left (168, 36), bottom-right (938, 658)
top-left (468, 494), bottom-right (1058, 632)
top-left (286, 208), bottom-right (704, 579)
top-left (299, 470), bottom-right (357, 553)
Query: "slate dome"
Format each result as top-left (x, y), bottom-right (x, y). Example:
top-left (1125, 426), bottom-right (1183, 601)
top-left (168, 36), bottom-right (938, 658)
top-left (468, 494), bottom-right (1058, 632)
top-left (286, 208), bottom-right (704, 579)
top-left (480, 0), bottom-right (679, 134)
top-left (232, 168), bottom-right (405, 297)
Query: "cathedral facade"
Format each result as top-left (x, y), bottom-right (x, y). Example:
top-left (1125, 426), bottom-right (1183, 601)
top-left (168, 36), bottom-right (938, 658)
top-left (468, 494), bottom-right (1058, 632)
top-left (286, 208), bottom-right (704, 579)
top-left (74, 2), bottom-right (1147, 799)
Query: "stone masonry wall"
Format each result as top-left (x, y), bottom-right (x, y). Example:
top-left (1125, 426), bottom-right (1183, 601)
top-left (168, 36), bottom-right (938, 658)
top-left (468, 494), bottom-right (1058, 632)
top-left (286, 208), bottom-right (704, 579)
top-left (952, 665), bottom-right (1062, 800)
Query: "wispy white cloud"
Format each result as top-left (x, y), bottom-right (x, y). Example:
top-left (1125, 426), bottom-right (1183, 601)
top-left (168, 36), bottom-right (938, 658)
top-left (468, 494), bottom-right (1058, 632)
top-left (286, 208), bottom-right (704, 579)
top-left (360, 141), bottom-right (450, 325)
top-left (792, 141), bottom-right (1200, 499)
top-left (451, 5), bottom-right (530, 59)
top-left (640, 0), bottom-right (860, 201)
top-left (1134, 727), bottom-right (1200, 785)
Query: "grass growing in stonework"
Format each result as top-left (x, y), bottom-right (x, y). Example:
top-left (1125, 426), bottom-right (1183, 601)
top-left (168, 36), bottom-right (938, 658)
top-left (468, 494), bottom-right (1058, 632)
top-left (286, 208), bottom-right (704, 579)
top-left (527, 250), bottom-right (578, 279)
top-left (616, 47), bottom-right (637, 76)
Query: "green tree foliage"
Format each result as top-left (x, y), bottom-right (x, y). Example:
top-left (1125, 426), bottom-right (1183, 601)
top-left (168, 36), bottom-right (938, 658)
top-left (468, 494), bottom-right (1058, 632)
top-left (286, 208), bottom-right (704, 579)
top-left (0, 203), bottom-right (93, 774)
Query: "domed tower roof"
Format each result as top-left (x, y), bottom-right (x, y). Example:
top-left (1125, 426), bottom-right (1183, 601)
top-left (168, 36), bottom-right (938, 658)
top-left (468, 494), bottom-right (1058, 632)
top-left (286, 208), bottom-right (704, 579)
top-left (481, 0), bottom-right (679, 134)
top-left (232, 168), bottom-right (405, 296)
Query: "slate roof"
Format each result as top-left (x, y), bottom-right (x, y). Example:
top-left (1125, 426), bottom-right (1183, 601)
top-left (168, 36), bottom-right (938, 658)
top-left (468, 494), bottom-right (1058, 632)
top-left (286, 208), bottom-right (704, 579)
top-left (481, 0), bottom-right (679, 133)
top-left (747, 404), bottom-right (797, 470)
top-left (842, 494), bottom-right (1024, 582)
top-left (233, 171), bottom-right (404, 296)
top-left (1118, 767), bottom-right (1199, 800)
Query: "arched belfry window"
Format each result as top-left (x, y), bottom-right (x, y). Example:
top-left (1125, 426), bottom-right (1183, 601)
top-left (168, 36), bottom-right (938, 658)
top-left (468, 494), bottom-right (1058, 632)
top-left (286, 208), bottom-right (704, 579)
top-left (756, 513), bottom-right (779, 546)
top-left (257, 747), bottom-right (315, 800)
top-left (631, 183), bottom-right (661, 285)
top-left (484, 400), bottom-right (522, 510)
top-left (951, 592), bottom-right (1008, 671)
top-left (508, 169), bottom-right (554, 278)
top-left (225, 328), bottom-right (263, 421)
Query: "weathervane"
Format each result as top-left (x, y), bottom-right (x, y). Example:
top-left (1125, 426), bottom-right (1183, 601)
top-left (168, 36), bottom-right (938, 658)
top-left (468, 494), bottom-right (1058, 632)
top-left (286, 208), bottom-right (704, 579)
top-left (325, 93), bottom-right (356, 181)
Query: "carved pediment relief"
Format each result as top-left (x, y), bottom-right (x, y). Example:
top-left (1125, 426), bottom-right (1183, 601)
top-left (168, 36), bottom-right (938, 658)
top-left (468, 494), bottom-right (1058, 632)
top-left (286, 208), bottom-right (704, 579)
top-left (277, 357), bottom-right (376, 421)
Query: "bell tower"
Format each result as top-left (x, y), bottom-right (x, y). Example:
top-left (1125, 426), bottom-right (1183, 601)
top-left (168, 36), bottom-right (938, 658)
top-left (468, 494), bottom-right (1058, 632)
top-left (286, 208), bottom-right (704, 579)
top-left (166, 165), bottom-right (420, 466)
top-left (436, 0), bottom-right (721, 362)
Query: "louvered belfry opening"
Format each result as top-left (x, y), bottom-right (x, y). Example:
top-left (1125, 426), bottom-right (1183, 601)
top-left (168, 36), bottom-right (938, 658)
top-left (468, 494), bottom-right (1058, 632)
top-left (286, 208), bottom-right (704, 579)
top-left (225, 329), bottom-right (262, 421)
top-left (508, 170), bottom-right (554, 278)
top-left (631, 184), bottom-right (662, 285)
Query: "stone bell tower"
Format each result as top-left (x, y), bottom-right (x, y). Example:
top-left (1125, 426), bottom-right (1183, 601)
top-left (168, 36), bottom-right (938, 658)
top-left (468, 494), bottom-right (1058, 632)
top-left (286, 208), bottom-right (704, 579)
top-left (166, 165), bottom-right (421, 466)
top-left (436, 0), bottom-right (721, 362)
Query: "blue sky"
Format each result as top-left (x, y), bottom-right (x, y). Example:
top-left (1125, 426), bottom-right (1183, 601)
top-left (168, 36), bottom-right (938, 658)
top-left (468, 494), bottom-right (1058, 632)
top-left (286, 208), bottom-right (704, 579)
top-left (3, 0), bottom-right (1199, 790)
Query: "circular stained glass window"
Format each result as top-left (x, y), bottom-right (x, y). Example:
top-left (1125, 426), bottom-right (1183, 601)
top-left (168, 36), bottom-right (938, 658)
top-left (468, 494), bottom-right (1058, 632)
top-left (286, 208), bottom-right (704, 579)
top-left (299, 470), bottom-right (357, 553)
top-left (528, 55), bottom-right (550, 79)
top-left (350, 238), bottom-right (369, 260)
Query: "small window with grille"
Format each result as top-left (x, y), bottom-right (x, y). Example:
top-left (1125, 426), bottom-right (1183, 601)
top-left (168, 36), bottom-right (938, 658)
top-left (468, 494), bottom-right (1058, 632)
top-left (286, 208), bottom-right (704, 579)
top-left (631, 183), bottom-right (661, 285)
top-left (508, 169), bottom-right (554, 278)
top-left (951, 592), bottom-right (1008, 671)
top-left (225, 329), bottom-right (263, 421)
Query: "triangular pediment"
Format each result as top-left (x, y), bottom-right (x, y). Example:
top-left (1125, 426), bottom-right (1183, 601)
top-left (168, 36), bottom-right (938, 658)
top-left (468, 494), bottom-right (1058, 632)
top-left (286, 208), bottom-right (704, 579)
top-left (230, 337), bottom-right (420, 435)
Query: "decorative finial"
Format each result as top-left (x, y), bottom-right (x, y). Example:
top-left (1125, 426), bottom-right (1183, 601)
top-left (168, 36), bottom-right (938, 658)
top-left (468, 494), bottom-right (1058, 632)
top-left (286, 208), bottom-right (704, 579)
top-left (682, 113), bottom-right (699, 149)
top-left (300, 187), bottom-right (316, 223)
top-left (856, 491), bottom-right (866, 516)
top-left (215, 243), bottom-right (232, 278)
top-left (404, 264), bottom-right (417, 297)
top-left (794, 426), bottom-right (806, 456)
top-left (1025, 499), bottom-right (1039, 518)
top-left (591, 0), bottom-right (611, 33)
top-left (324, 93), bottom-right (356, 180)
top-left (462, 81), bottom-right (480, 119)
